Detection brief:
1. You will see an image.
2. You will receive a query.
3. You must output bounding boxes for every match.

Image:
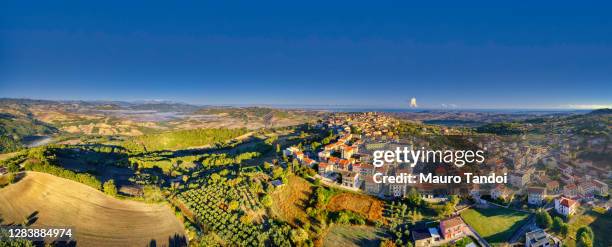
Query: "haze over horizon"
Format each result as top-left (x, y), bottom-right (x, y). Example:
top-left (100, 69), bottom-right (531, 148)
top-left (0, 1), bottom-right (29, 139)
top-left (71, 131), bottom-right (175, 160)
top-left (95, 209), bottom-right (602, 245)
top-left (1, 1), bottom-right (611, 109)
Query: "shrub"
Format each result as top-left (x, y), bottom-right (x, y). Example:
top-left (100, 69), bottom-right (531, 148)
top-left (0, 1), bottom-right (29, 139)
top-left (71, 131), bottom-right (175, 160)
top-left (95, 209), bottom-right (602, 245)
top-left (103, 179), bottom-right (118, 196)
top-left (535, 210), bottom-right (552, 229)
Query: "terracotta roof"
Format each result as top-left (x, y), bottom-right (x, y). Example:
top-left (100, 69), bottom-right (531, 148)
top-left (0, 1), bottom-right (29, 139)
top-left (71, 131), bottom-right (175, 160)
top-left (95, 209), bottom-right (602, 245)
top-left (440, 216), bottom-right (465, 229)
top-left (344, 172), bottom-right (358, 179)
top-left (528, 187), bottom-right (546, 194)
top-left (546, 180), bottom-right (559, 188)
top-left (559, 197), bottom-right (577, 207)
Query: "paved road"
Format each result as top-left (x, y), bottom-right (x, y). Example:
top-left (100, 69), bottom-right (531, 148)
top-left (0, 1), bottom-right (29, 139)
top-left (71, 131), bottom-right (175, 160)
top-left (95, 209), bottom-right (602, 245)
top-left (507, 200), bottom-right (554, 244)
top-left (508, 213), bottom-right (536, 244)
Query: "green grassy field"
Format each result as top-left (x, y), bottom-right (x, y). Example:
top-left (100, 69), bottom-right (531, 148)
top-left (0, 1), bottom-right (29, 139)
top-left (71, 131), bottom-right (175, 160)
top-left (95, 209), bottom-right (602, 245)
top-left (460, 207), bottom-right (530, 245)
top-left (323, 225), bottom-right (387, 247)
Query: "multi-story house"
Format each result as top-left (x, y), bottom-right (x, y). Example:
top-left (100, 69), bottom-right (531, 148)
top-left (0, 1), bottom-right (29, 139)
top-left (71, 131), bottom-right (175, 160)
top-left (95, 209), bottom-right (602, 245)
top-left (527, 187), bottom-right (547, 205)
top-left (491, 184), bottom-right (512, 201)
top-left (338, 159), bottom-right (351, 171)
top-left (318, 162), bottom-right (333, 176)
top-left (350, 163), bottom-right (361, 174)
top-left (439, 217), bottom-right (467, 240)
top-left (359, 163), bottom-right (375, 178)
top-left (509, 171), bottom-right (530, 188)
top-left (341, 145), bottom-right (355, 159)
top-left (341, 171), bottom-right (360, 188)
top-left (364, 176), bottom-right (381, 195)
top-left (554, 196), bottom-right (578, 217)
top-left (545, 180), bottom-right (560, 194)
top-left (318, 150), bottom-right (331, 161)
top-left (563, 184), bottom-right (578, 198)
top-left (592, 179), bottom-right (609, 196)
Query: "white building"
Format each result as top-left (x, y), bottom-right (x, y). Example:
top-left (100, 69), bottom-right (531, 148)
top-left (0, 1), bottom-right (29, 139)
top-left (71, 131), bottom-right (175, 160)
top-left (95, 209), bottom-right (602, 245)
top-left (554, 197), bottom-right (578, 217)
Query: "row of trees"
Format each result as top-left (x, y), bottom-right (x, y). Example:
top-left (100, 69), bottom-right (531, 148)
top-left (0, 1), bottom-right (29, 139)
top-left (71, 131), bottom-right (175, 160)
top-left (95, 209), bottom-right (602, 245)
top-left (23, 159), bottom-right (102, 190)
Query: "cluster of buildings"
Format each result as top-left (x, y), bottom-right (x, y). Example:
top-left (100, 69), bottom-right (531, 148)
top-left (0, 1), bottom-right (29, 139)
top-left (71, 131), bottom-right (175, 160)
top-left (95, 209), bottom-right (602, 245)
top-left (286, 112), bottom-right (610, 215)
top-left (281, 112), bottom-right (611, 247)
top-left (467, 133), bottom-right (609, 211)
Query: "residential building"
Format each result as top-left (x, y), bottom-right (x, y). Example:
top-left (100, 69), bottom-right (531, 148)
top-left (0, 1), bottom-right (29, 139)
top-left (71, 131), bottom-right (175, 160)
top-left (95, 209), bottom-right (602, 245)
top-left (341, 171), bottom-right (360, 188)
top-left (338, 159), bottom-right (350, 171)
top-left (302, 157), bottom-right (316, 167)
top-left (563, 184), bottom-right (578, 198)
top-left (350, 163), bottom-right (362, 174)
top-left (491, 184), bottom-right (512, 201)
top-left (592, 179), bottom-right (609, 196)
top-left (554, 196), bottom-right (578, 217)
top-left (510, 171), bottom-right (530, 188)
top-left (318, 150), bottom-right (331, 160)
top-left (341, 145), bottom-right (355, 159)
top-left (545, 180), bottom-right (560, 194)
top-left (439, 216), bottom-right (467, 240)
top-left (318, 162), bottom-right (332, 176)
top-left (411, 228), bottom-right (435, 247)
top-left (528, 187), bottom-right (547, 205)
top-left (359, 163), bottom-right (375, 178)
top-left (525, 229), bottom-right (555, 247)
top-left (364, 176), bottom-right (381, 195)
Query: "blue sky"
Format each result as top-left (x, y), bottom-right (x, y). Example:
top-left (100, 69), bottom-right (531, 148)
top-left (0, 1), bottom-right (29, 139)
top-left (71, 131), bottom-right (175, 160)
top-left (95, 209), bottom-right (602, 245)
top-left (1, 1), bottom-right (611, 109)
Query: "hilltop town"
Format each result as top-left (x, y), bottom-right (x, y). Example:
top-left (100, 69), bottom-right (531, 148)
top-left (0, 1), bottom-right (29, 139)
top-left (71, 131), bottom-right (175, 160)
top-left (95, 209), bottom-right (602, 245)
top-left (0, 102), bottom-right (610, 247)
top-left (281, 111), bottom-right (610, 247)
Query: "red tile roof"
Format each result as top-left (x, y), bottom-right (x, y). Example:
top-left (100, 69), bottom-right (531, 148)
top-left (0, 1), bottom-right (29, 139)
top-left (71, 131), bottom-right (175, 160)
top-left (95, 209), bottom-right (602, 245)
top-left (528, 187), bottom-right (546, 194)
top-left (440, 216), bottom-right (465, 229)
top-left (559, 197), bottom-right (577, 207)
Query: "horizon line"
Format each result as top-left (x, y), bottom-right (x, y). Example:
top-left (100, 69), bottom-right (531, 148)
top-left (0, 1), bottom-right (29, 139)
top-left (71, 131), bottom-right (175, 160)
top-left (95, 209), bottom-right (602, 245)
top-left (0, 97), bottom-right (609, 111)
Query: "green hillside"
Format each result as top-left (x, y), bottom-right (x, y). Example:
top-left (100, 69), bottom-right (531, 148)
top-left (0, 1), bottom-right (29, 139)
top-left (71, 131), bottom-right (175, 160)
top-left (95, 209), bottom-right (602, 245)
top-left (0, 113), bottom-right (57, 153)
top-left (122, 127), bottom-right (249, 152)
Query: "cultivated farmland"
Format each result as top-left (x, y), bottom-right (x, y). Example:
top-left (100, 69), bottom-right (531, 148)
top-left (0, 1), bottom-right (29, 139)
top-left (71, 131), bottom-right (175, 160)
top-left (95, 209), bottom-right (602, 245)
top-left (0, 172), bottom-right (185, 246)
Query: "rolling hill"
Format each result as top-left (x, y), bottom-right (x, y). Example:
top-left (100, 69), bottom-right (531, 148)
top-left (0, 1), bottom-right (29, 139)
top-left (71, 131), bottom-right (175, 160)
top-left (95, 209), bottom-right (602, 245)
top-left (0, 172), bottom-right (186, 246)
